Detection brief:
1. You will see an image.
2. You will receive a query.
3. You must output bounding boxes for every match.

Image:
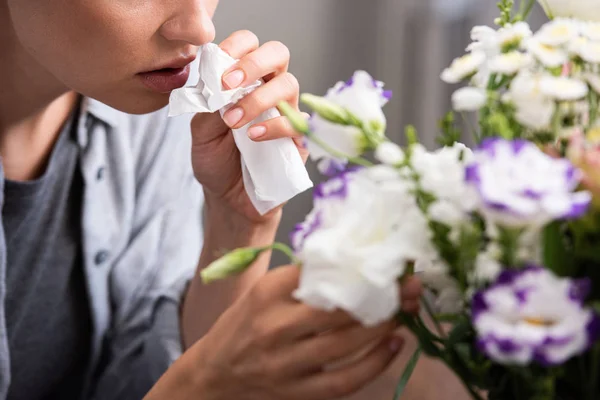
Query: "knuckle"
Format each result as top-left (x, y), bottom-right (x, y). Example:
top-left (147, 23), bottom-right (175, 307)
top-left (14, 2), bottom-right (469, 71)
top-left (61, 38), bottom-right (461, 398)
top-left (247, 91), bottom-right (269, 112)
top-left (242, 54), bottom-right (263, 74)
top-left (266, 40), bottom-right (290, 60)
top-left (236, 29), bottom-right (259, 45)
top-left (249, 281), bottom-right (273, 307)
top-left (281, 72), bottom-right (300, 94)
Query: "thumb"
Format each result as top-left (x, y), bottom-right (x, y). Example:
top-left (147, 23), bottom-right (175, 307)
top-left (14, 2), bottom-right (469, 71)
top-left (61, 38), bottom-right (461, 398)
top-left (191, 111), bottom-right (229, 146)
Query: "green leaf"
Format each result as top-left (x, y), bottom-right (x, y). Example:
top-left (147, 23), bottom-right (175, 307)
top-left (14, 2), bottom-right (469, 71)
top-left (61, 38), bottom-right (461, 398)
top-left (542, 222), bottom-right (572, 277)
top-left (447, 318), bottom-right (472, 347)
top-left (393, 347), bottom-right (422, 400)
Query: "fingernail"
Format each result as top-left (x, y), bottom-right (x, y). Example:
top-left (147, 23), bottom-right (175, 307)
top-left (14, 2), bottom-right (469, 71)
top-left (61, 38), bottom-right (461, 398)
top-left (389, 337), bottom-right (404, 353)
top-left (248, 125), bottom-right (267, 140)
top-left (223, 107), bottom-right (244, 127)
top-left (223, 69), bottom-right (245, 89)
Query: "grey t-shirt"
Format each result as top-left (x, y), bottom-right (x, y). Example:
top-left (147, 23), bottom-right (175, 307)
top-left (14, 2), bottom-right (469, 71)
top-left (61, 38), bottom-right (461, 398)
top-left (4, 109), bottom-right (92, 400)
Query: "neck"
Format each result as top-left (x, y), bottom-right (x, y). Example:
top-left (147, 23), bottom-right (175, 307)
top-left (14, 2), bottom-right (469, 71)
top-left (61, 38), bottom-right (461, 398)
top-left (0, 3), bottom-right (76, 181)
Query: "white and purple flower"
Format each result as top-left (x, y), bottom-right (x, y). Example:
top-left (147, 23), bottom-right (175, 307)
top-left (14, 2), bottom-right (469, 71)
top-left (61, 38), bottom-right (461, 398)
top-left (465, 139), bottom-right (591, 227)
top-left (291, 166), bottom-right (435, 326)
top-left (307, 71), bottom-right (392, 175)
top-left (472, 266), bottom-right (600, 366)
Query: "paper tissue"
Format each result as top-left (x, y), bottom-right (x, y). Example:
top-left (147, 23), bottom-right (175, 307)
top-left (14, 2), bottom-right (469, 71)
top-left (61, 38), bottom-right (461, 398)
top-left (169, 43), bottom-right (313, 215)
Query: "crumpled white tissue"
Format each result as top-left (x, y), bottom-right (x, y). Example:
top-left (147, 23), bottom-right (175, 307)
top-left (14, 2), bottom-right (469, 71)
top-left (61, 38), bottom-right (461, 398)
top-left (169, 43), bottom-right (313, 215)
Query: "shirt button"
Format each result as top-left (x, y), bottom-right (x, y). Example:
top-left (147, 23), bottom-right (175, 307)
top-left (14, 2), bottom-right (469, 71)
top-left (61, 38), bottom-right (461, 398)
top-left (94, 250), bottom-right (110, 265)
top-left (96, 167), bottom-right (106, 181)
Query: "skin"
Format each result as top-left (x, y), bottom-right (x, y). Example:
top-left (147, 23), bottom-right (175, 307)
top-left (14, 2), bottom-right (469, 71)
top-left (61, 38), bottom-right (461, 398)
top-left (1, 0), bottom-right (423, 399)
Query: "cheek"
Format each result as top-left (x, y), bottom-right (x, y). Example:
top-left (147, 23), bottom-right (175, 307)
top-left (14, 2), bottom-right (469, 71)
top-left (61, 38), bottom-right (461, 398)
top-left (10, 0), bottom-right (162, 91)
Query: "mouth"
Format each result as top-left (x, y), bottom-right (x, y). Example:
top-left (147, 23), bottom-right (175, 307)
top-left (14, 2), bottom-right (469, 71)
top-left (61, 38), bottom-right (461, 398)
top-left (137, 56), bottom-right (196, 93)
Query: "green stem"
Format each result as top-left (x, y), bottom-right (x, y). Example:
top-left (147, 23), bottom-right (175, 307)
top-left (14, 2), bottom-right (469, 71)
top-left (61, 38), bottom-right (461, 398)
top-left (519, 0), bottom-right (536, 20)
top-left (270, 243), bottom-right (301, 265)
top-left (421, 295), bottom-right (445, 338)
top-left (461, 112), bottom-right (480, 144)
top-left (305, 132), bottom-right (373, 167)
top-left (444, 357), bottom-right (485, 400)
top-left (589, 346), bottom-right (600, 400)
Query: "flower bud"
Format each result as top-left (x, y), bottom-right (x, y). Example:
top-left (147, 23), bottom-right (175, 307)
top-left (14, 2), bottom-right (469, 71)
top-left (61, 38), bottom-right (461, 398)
top-left (278, 101), bottom-right (310, 134)
top-left (300, 94), bottom-right (352, 125)
top-left (201, 247), bottom-right (267, 284)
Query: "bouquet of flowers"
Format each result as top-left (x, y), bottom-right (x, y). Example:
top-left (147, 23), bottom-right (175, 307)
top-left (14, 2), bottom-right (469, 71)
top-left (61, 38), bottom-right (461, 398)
top-left (202, 0), bottom-right (600, 398)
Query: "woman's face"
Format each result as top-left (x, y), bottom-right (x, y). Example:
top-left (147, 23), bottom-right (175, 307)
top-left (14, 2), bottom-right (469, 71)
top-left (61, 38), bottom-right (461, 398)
top-left (6, 0), bottom-right (219, 114)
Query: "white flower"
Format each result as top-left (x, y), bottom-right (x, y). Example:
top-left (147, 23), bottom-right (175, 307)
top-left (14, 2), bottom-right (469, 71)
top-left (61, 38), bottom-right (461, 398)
top-left (488, 52), bottom-right (533, 75)
top-left (375, 141), bottom-right (405, 166)
top-left (525, 37), bottom-right (569, 67)
top-left (498, 22), bottom-right (533, 49)
top-left (540, 75), bottom-right (589, 100)
top-left (467, 26), bottom-right (500, 53)
top-left (507, 71), bottom-right (556, 130)
top-left (538, 0), bottom-right (600, 22)
top-left (411, 143), bottom-right (477, 226)
top-left (293, 167), bottom-right (435, 326)
top-left (470, 246), bottom-right (502, 287)
top-left (416, 259), bottom-right (463, 314)
top-left (451, 87), bottom-right (487, 111)
top-left (576, 40), bottom-right (600, 63)
top-left (581, 22), bottom-right (600, 41)
top-left (307, 71), bottom-right (391, 174)
top-left (467, 26), bottom-right (502, 87)
top-left (536, 18), bottom-right (581, 46)
top-left (568, 35), bottom-right (591, 55)
top-left (441, 51), bottom-right (486, 84)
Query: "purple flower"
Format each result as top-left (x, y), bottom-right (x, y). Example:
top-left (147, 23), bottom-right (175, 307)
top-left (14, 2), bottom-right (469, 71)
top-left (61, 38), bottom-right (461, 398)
top-left (472, 266), bottom-right (600, 366)
top-left (465, 138), bottom-right (591, 227)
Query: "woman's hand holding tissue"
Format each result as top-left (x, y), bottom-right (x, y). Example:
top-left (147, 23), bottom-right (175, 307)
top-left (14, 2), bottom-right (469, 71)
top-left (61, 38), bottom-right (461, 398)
top-left (190, 30), bottom-right (308, 224)
top-left (181, 31), bottom-right (309, 348)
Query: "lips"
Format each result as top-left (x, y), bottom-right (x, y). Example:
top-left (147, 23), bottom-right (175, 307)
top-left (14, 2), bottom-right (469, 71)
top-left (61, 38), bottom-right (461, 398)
top-left (137, 56), bottom-right (196, 93)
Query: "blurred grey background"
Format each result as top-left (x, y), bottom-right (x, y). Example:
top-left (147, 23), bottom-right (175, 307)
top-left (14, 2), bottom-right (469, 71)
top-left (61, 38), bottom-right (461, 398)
top-left (213, 2), bottom-right (546, 399)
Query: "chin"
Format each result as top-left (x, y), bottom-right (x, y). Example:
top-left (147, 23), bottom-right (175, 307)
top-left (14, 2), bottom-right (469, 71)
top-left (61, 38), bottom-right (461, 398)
top-left (85, 86), bottom-right (172, 115)
top-left (108, 92), bottom-right (171, 115)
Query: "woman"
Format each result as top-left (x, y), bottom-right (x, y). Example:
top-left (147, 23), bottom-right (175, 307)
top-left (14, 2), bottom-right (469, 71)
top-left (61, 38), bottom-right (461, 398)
top-left (0, 1), bottom-right (422, 399)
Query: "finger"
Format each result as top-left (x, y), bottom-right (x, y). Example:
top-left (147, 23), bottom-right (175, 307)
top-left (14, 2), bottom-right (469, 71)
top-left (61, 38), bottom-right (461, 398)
top-left (294, 335), bottom-right (405, 399)
top-left (286, 304), bottom-right (358, 339)
top-left (222, 72), bottom-right (299, 129)
top-left (222, 41), bottom-right (291, 90)
top-left (400, 276), bottom-right (423, 301)
top-left (401, 299), bottom-right (420, 315)
top-left (247, 116), bottom-right (302, 141)
top-left (190, 112), bottom-right (229, 146)
top-left (281, 321), bottom-right (396, 374)
top-left (219, 30), bottom-right (260, 59)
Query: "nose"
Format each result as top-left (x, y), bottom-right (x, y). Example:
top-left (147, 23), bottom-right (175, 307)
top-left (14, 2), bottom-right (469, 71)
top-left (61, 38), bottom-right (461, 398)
top-left (160, 0), bottom-right (216, 46)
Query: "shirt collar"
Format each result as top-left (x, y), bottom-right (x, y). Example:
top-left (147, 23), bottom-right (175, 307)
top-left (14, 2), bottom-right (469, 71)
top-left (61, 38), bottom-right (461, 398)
top-left (77, 97), bottom-right (122, 148)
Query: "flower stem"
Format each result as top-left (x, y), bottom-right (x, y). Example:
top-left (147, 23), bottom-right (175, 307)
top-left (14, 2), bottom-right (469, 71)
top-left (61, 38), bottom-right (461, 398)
top-left (519, 0), bottom-right (536, 21)
top-left (421, 295), bottom-right (446, 338)
top-left (589, 345), bottom-right (600, 400)
top-left (269, 242), bottom-right (301, 265)
top-left (461, 112), bottom-right (480, 144)
top-left (305, 132), bottom-right (373, 168)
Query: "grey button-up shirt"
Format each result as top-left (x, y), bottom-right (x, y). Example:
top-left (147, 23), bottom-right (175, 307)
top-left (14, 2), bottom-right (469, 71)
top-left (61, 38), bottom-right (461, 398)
top-left (0, 97), bottom-right (204, 399)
